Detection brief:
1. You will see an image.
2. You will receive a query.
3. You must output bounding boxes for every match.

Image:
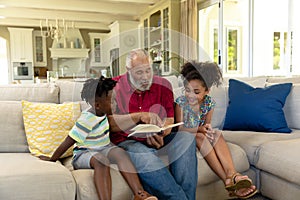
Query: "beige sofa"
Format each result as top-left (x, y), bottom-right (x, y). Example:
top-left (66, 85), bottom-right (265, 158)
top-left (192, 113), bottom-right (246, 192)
top-left (0, 76), bottom-right (299, 200)
top-left (219, 77), bottom-right (300, 200)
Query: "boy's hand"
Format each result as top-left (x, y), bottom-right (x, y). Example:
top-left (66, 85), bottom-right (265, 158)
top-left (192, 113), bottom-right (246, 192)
top-left (39, 155), bottom-right (52, 161)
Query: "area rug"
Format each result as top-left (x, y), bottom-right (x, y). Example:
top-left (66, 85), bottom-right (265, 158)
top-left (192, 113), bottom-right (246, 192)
top-left (246, 193), bottom-right (271, 200)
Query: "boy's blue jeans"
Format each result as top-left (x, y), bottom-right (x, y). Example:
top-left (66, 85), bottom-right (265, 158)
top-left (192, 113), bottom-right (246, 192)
top-left (118, 131), bottom-right (198, 200)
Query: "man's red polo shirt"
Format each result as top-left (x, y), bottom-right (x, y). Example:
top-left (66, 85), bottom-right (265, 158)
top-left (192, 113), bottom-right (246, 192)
top-left (110, 73), bottom-right (174, 144)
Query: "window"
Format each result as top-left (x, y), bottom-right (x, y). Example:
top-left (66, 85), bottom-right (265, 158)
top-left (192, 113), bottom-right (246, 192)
top-left (226, 27), bottom-right (239, 72)
top-left (291, 0), bottom-right (300, 74)
top-left (199, 0), bottom-right (249, 76)
top-left (213, 28), bottom-right (218, 64)
top-left (273, 32), bottom-right (287, 70)
top-left (198, 3), bottom-right (219, 63)
top-left (253, 0), bottom-right (289, 76)
top-left (212, 26), bottom-right (241, 73)
top-left (198, 0), bottom-right (299, 77)
top-left (94, 38), bottom-right (101, 63)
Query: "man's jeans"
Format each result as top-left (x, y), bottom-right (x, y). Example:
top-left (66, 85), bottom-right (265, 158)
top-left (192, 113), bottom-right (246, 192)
top-left (118, 131), bottom-right (197, 200)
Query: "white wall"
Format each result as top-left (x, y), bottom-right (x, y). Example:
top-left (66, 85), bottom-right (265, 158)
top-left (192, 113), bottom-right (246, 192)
top-left (0, 37), bottom-right (9, 84)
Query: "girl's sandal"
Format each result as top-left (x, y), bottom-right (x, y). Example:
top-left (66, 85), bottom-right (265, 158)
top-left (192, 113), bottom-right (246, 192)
top-left (225, 172), bottom-right (252, 191)
top-left (228, 188), bottom-right (258, 199)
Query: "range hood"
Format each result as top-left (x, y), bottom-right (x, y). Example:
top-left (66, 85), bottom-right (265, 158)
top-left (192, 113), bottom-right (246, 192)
top-left (49, 48), bottom-right (89, 58)
top-left (49, 28), bottom-right (90, 77)
top-left (50, 28), bottom-right (89, 59)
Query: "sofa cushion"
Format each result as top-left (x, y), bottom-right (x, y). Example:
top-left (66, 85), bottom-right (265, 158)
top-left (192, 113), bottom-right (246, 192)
top-left (62, 157), bottom-right (133, 200)
top-left (210, 85), bottom-right (228, 129)
top-left (283, 84), bottom-right (300, 129)
top-left (173, 87), bottom-right (183, 100)
top-left (22, 101), bottom-right (81, 157)
top-left (223, 79), bottom-right (292, 133)
top-left (0, 101), bottom-right (29, 153)
top-left (256, 138), bottom-right (300, 186)
top-left (163, 75), bottom-right (179, 89)
top-left (0, 153), bottom-right (76, 200)
top-left (267, 76), bottom-right (300, 84)
top-left (0, 83), bottom-right (59, 103)
top-left (260, 171), bottom-right (300, 200)
top-left (71, 167), bottom-right (133, 200)
top-left (222, 76), bottom-right (267, 87)
top-left (223, 130), bottom-right (300, 165)
top-left (56, 81), bottom-right (84, 103)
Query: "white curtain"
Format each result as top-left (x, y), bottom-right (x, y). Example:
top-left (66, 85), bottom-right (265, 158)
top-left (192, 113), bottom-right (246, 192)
top-left (180, 0), bottom-right (198, 62)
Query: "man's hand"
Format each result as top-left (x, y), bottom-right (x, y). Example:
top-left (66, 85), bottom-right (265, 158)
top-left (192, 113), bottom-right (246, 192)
top-left (146, 134), bottom-right (164, 149)
top-left (140, 112), bottom-right (163, 126)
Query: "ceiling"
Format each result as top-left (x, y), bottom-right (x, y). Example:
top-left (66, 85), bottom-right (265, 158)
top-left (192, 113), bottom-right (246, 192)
top-left (0, 0), bottom-right (161, 31)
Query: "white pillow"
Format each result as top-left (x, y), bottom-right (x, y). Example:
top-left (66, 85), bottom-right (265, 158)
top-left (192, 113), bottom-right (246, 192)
top-left (210, 86), bottom-right (228, 129)
top-left (222, 77), bottom-right (267, 87)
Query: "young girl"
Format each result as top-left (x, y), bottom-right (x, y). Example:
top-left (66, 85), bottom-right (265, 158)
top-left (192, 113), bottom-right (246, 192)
top-left (175, 61), bottom-right (257, 199)
top-left (40, 76), bottom-right (157, 200)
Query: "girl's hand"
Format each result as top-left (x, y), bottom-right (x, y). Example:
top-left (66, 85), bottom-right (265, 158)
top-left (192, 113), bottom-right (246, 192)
top-left (206, 129), bottom-right (215, 143)
top-left (204, 124), bottom-right (213, 132)
top-left (200, 124), bottom-right (214, 143)
top-left (198, 125), bottom-right (207, 134)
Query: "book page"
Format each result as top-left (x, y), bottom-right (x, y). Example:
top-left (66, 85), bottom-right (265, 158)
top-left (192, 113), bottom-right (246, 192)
top-left (161, 122), bottom-right (184, 130)
top-left (129, 124), bottom-right (162, 134)
top-left (130, 124), bottom-right (161, 132)
top-left (128, 122), bottom-right (184, 138)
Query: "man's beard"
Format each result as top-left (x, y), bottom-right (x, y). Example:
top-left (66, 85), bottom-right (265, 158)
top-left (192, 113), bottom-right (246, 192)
top-left (129, 72), bottom-right (153, 92)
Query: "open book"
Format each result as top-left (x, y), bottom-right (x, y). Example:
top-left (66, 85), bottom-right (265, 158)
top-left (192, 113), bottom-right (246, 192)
top-left (128, 122), bottom-right (184, 138)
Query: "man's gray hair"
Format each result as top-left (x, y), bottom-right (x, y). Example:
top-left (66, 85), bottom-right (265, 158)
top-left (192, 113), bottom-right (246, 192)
top-left (126, 48), bottom-right (152, 69)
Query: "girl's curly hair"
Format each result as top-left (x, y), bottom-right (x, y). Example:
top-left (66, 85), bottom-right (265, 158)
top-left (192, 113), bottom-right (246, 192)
top-left (81, 76), bottom-right (117, 104)
top-left (181, 61), bottom-right (223, 90)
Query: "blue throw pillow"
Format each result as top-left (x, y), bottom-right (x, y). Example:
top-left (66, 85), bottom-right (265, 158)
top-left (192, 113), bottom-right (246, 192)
top-left (223, 79), bottom-right (292, 133)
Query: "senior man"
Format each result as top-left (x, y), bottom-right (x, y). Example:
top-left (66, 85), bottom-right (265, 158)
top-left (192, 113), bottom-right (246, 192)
top-left (108, 48), bottom-right (197, 200)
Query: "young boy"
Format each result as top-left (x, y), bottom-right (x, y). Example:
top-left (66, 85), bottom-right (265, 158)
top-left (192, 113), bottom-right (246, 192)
top-left (40, 76), bottom-right (157, 200)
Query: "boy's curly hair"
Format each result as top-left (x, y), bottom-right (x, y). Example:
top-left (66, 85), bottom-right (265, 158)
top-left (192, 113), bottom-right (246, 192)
top-left (181, 61), bottom-right (223, 90)
top-left (81, 76), bottom-right (117, 104)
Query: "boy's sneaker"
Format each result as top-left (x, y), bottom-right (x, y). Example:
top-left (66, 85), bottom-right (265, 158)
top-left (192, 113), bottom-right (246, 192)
top-left (133, 190), bottom-right (158, 200)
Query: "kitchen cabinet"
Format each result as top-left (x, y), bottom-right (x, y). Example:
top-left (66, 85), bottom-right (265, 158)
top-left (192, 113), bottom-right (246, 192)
top-left (8, 28), bottom-right (34, 62)
top-left (141, 0), bottom-right (180, 75)
top-left (8, 27), bottom-right (34, 83)
top-left (88, 33), bottom-right (109, 67)
top-left (33, 31), bottom-right (47, 67)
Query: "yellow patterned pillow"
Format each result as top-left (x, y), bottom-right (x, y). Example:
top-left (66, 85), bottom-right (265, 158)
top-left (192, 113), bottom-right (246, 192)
top-left (22, 101), bottom-right (81, 158)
